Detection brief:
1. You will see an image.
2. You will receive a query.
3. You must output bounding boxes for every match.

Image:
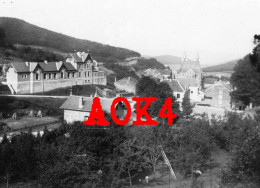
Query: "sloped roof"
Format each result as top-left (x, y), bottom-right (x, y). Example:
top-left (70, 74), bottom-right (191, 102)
top-left (177, 78), bottom-right (199, 87)
top-left (11, 61), bottom-right (77, 73)
top-left (204, 80), bottom-right (232, 92)
top-left (63, 62), bottom-right (77, 71)
top-left (11, 62), bottom-right (30, 73)
top-left (157, 69), bottom-right (171, 76)
top-left (69, 52), bottom-right (91, 63)
top-left (39, 62), bottom-right (59, 72)
top-left (163, 79), bottom-right (185, 93)
top-left (60, 96), bottom-right (115, 112)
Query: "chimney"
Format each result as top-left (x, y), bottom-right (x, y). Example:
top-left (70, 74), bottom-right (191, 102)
top-left (25, 62), bottom-right (29, 66)
top-left (44, 60), bottom-right (48, 64)
top-left (77, 52), bottom-right (81, 57)
top-left (115, 77), bottom-right (117, 82)
top-left (79, 97), bottom-right (83, 108)
top-left (128, 77), bottom-right (130, 81)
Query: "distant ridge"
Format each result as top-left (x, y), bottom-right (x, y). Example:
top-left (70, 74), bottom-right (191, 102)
top-left (0, 17), bottom-right (140, 62)
top-left (154, 55), bottom-right (182, 65)
top-left (203, 59), bottom-right (238, 72)
top-left (154, 55), bottom-right (196, 66)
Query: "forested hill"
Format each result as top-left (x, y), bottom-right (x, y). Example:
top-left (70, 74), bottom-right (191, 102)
top-left (0, 17), bottom-right (140, 62)
top-left (203, 59), bottom-right (238, 72)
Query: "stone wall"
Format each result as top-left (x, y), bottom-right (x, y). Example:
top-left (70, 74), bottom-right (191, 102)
top-left (64, 109), bottom-right (90, 124)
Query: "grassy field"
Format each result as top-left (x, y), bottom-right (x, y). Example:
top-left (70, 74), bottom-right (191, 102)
top-left (2, 116), bottom-right (59, 130)
top-left (132, 150), bottom-right (230, 188)
top-left (35, 84), bottom-right (114, 96)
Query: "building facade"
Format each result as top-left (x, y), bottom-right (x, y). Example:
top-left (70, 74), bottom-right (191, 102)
top-left (163, 79), bottom-right (185, 103)
top-left (137, 68), bottom-right (172, 81)
top-left (170, 52), bottom-right (204, 102)
top-left (204, 81), bottom-right (232, 109)
top-left (6, 52), bottom-right (106, 94)
top-left (60, 96), bottom-right (125, 124)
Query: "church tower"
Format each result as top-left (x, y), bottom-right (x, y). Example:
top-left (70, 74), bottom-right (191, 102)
top-left (195, 52), bottom-right (200, 63)
top-left (182, 52), bottom-right (187, 62)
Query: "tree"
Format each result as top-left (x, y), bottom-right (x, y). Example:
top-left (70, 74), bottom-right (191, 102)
top-left (182, 90), bottom-right (193, 117)
top-left (0, 27), bottom-right (6, 46)
top-left (136, 76), bottom-right (180, 119)
top-left (134, 123), bottom-right (171, 176)
top-left (231, 35), bottom-right (260, 106)
top-left (230, 55), bottom-right (260, 105)
top-left (1, 134), bottom-right (12, 187)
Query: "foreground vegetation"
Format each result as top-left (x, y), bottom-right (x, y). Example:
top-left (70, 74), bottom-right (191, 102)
top-left (1, 112), bottom-right (260, 187)
top-left (0, 76), bottom-right (260, 187)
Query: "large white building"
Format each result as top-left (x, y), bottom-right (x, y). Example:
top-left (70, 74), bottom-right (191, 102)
top-left (6, 52), bottom-right (107, 94)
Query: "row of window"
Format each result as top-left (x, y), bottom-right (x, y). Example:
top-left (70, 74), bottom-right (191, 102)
top-left (93, 78), bottom-right (105, 83)
top-left (34, 71), bottom-right (96, 80)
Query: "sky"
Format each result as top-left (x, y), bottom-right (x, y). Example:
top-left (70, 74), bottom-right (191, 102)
top-left (0, 0), bottom-right (260, 66)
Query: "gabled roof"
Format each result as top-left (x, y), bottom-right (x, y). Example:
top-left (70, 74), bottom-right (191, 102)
top-left (177, 78), bottom-right (199, 87)
top-left (204, 80), bottom-right (232, 92)
top-left (163, 79), bottom-right (185, 93)
top-left (39, 62), bottom-right (59, 72)
top-left (11, 61), bottom-right (77, 73)
top-left (11, 62), bottom-right (31, 73)
top-left (63, 62), bottom-right (77, 71)
top-left (68, 52), bottom-right (91, 63)
top-left (60, 96), bottom-right (115, 112)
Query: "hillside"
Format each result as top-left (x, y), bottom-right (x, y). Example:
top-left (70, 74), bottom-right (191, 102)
top-left (154, 55), bottom-right (182, 65)
top-left (203, 59), bottom-right (238, 72)
top-left (0, 17), bottom-right (140, 62)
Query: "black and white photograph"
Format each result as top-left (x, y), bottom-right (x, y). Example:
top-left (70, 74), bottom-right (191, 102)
top-left (0, 0), bottom-right (260, 187)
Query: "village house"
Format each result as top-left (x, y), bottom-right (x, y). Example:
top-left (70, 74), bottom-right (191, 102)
top-left (5, 52), bottom-right (106, 94)
top-left (137, 68), bottom-right (172, 81)
top-left (114, 77), bottom-right (138, 94)
top-left (162, 79), bottom-right (185, 103)
top-left (60, 96), bottom-right (125, 124)
top-left (203, 80), bottom-right (232, 109)
top-left (60, 96), bottom-right (138, 124)
top-left (177, 78), bottom-right (204, 102)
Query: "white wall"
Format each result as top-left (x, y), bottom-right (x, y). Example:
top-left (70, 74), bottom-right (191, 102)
top-left (64, 110), bottom-right (90, 124)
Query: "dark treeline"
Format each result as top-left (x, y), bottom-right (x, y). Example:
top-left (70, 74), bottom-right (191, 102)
top-left (133, 58), bottom-right (166, 71)
top-left (0, 116), bottom-right (215, 187)
top-left (1, 111), bottom-right (260, 187)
